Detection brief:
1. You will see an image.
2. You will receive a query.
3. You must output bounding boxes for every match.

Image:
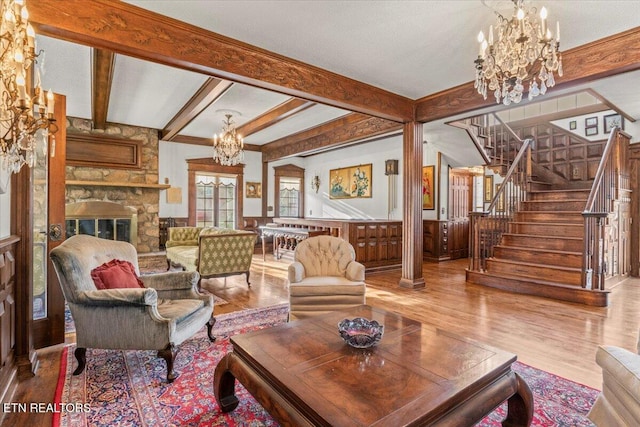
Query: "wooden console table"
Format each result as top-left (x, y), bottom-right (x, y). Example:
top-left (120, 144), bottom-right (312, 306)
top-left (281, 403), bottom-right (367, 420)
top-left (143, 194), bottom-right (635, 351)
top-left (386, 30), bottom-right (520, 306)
top-left (259, 225), bottom-right (328, 260)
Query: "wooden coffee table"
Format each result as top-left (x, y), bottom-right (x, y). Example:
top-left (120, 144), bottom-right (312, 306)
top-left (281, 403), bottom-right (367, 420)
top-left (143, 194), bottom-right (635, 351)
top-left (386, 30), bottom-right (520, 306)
top-left (214, 305), bottom-right (533, 426)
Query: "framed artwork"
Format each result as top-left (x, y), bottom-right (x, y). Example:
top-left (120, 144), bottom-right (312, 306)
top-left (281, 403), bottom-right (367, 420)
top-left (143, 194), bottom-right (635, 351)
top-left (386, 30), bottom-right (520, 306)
top-left (585, 117), bottom-right (598, 128)
top-left (329, 163), bottom-right (372, 199)
top-left (483, 175), bottom-right (493, 202)
top-left (604, 113), bottom-right (624, 133)
top-left (585, 126), bottom-right (598, 137)
top-left (422, 165), bottom-right (435, 210)
top-left (569, 120), bottom-right (577, 130)
top-left (245, 182), bottom-right (261, 198)
top-left (495, 184), bottom-right (505, 212)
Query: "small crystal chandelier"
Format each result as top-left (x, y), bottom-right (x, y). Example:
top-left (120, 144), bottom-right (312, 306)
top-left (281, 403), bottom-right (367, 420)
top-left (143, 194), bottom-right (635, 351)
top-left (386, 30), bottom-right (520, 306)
top-left (474, 0), bottom-right (563, 105)
top-left (212, 113), bottom-right (244, 166)
top-left (0, 0), bottom-right (57, 174)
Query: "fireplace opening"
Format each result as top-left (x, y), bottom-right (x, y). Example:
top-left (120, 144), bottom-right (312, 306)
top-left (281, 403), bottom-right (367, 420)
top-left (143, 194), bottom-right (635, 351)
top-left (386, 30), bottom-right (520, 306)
top-left (65, 201), bottom-right (138, 245)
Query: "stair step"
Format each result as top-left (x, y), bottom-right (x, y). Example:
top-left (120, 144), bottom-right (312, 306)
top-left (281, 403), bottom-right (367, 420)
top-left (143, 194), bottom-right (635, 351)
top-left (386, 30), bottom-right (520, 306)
top-left (529, 189), bottom-right (590, 201)
top-left (521, 200), bottom-right (586, 211)
top-left (515, 211), bottom-right (583, 223)
top-left (509, 222), bottom-right (584, 237)
top-left (485, 259), bottom-right (583, 286)
top-left (465, 270), bottom-right (609, 307)
top-left (501, 233), bottom-right (583, 252)
top-left (493, 246), bottom-right (582, 268)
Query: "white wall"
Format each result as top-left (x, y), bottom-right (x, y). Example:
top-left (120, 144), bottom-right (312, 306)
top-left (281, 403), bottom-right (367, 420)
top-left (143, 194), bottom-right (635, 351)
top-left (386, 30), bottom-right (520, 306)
top-left (552, 109), bottom-right (640, 143)
top-left (159, 136), bottom-right (466, 222)
top-left (302, 136), bottom-right (403, 220)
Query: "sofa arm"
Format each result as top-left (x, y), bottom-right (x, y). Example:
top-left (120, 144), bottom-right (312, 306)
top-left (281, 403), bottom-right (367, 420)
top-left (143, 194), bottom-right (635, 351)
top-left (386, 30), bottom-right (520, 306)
top-left (346, 261), bottom-right (365, 282)
top-left (77, 288), bottom-right (157, 307)
top-left (597, 345), bottom-right (640, 394)
top-left (141, 271), bottom-right (199, 291)
top-left (288, 261), bottom-right (305, 283)
top-left (165, 239), bottom-right (198, 248)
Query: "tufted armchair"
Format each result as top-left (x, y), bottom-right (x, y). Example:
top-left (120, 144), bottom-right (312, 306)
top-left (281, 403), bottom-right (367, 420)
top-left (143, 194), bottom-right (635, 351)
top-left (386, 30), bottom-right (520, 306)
top-left (50, 235), bottom-right (215, 382)
top-left (588, 333), bottom-right (640, 426)
top-left (287, 235), bottom-right (366, 321)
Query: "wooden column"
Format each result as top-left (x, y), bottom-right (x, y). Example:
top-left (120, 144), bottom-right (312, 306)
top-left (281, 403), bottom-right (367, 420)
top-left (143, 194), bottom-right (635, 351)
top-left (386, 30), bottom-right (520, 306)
top-left (630, 144), bottom-right (640, 277)
top-left (12, 160), bottom-right (37, 378)
top-left (399, 121), bottom-right (425, 289)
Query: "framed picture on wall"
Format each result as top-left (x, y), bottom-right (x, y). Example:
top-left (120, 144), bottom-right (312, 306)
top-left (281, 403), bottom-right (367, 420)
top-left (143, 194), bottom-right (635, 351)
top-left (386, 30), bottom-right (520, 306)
top-left (245, 182), bottom-right (262, 198)
top-left (329, 164), bottom-right (372, 199)
top-left (585, 117), bottom-right (598, 128)
top-left (483, 175), bottom-right (493, 202)
top-left (495, 184), bottom-right (505, 212)
top-left (585, 126), bottom-right (598, 137)
top-left (569, 120), bottom-right (577, 130)
top-left (422, 165), bottom-right (435, 210)
top-left (604, 113), bottom-right (624, 133)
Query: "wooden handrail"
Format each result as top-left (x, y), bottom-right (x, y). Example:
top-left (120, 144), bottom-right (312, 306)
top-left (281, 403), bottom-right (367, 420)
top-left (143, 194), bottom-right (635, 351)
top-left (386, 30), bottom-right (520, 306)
top-left (468, 117), bottom-right (533, 273)
top-left (581, 127), bottom-right (631, 290)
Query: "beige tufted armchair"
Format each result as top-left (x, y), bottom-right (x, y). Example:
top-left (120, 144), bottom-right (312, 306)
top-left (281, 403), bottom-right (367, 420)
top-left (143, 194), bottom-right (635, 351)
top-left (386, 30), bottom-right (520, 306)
top-left (588, 333), bottom-right (640, 426)
top-left (50, 235), bottom-right (215, 382)
top-left (287, 235), bottom-right (366, 321)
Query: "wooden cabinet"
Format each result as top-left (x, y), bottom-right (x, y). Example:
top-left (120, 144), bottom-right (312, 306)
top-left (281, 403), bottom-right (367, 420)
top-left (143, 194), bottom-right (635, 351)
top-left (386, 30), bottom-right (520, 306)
top-left (273, 218), bottom-right (402, 271)
top-left (0, 237), bottom-right (17, 404)
top-left (423, 220), bottom-right (450, 261)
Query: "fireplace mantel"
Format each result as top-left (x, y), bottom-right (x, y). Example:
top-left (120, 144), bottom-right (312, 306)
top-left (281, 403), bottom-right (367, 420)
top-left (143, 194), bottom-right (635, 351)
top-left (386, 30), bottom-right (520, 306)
top-left (66, 180), bottom-right (170, 189)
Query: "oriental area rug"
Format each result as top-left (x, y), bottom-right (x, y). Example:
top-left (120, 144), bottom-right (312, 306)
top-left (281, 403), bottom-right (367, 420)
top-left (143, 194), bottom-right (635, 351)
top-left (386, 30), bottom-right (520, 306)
top-left (54, 304), bottom-right (599, 427)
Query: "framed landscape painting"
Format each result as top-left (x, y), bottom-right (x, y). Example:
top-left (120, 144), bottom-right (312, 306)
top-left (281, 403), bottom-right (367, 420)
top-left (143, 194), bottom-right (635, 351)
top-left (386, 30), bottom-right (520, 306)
top-left (329, 164), bottom-right (372, 199)
top-left (422, 165), bottom-right (435, 210)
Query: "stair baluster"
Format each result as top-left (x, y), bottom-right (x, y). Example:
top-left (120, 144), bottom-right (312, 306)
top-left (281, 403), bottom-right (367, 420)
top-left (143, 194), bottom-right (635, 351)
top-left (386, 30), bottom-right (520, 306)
top-left (582, 128), bottom-right (631, 290)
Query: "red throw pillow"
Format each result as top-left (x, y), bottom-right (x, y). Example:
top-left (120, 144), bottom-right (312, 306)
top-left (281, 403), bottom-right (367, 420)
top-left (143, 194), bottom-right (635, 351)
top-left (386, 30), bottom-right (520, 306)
top-left (91, 259), bottom-right (145, 290)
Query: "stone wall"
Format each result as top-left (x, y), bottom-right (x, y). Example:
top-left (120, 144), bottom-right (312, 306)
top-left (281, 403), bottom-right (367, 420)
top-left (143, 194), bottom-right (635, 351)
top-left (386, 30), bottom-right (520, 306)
top-left (65, 117), bottom-right (160, 253)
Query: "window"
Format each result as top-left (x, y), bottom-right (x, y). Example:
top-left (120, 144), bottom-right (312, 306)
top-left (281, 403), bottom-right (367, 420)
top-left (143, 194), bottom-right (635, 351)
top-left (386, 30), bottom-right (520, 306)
top-left (279, 177), bottom-right (301, 217)
top-left (187, 158), bottom-right (244, 229)
top-left (274, 164), bottom-right (305, 218)
top-left (195, 174), bottom-right (236, 228)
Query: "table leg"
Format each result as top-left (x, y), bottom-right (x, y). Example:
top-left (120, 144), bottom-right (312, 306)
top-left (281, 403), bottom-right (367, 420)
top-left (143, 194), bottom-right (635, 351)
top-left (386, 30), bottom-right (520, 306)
top-left (502, 372), bottom-right (533, 427)
top-left (213, 353), bottom-right (240, 412)
top-left (261, 235), bottom-right (266, 261)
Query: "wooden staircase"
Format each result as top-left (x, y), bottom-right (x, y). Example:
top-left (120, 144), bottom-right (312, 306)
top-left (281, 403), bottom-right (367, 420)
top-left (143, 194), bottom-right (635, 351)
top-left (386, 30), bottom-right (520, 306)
top-left (466, 187), bottom-right (609, 306)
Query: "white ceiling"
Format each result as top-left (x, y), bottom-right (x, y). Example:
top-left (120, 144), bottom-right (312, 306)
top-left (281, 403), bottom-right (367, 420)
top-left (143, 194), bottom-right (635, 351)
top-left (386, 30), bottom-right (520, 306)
top-left (36, 1), bottom-right (640, 166)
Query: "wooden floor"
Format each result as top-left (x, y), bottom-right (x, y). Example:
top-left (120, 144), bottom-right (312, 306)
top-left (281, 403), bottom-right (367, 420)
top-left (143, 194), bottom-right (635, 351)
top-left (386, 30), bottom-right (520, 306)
top-left (4, 254), bottom-right (640, 426)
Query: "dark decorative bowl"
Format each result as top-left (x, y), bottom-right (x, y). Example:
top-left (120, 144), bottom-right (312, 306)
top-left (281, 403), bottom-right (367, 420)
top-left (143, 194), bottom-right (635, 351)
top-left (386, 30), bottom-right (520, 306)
top-left (338, 317), bottom-right (384, 348)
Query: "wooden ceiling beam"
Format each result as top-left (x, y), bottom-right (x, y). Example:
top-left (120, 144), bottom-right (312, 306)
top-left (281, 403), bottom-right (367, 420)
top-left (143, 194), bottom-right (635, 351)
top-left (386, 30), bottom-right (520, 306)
top-left (262, 113), bottom-right (402, 162)
top-left (236, 98), bottom-right (315, 138)
top-left (91, 48), bottom-right (115, 130)
top-left (161, 78), bottom-right (233, 141)
top-left (169, 134), bottom-right (261, 152)
top-left (29, 0), bottom-right (412, 123)
top-left (415, 27), bottom-right (640, 123)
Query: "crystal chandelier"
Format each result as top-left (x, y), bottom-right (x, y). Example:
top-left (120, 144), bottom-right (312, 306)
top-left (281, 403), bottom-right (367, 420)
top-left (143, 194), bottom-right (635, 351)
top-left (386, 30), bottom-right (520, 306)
top-left (212, 113), bottom-right (244, 166)
top-left (0, 0), bottom-right (57, 174)
top-left (474, 0), bottom-right (563, 105)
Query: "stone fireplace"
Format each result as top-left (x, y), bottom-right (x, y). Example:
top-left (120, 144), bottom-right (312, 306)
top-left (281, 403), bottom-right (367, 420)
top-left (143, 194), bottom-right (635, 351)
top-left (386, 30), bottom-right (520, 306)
top-left (65, 117), bottom-right (161, 253)
top-left (65, 201), bottom-right (138, 245)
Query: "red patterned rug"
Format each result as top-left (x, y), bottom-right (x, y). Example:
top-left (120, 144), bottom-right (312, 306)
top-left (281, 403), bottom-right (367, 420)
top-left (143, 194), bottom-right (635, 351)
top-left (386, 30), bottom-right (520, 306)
top-left (54, 304), bottom-right (599, 426)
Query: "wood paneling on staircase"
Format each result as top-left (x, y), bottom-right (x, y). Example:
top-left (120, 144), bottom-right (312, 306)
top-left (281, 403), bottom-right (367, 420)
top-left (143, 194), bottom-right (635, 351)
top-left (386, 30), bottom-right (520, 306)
top-left (467, 188), bottom-right (610, 307)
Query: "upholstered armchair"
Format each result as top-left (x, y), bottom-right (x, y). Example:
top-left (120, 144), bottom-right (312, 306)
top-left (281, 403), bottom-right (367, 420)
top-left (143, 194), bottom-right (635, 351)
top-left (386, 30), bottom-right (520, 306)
top-left (588, 333), bottom-right (640, 426)
top-left (50, 235), bottom-right (215, 382)
top-left (287, 235), bottom-right (366, 320)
